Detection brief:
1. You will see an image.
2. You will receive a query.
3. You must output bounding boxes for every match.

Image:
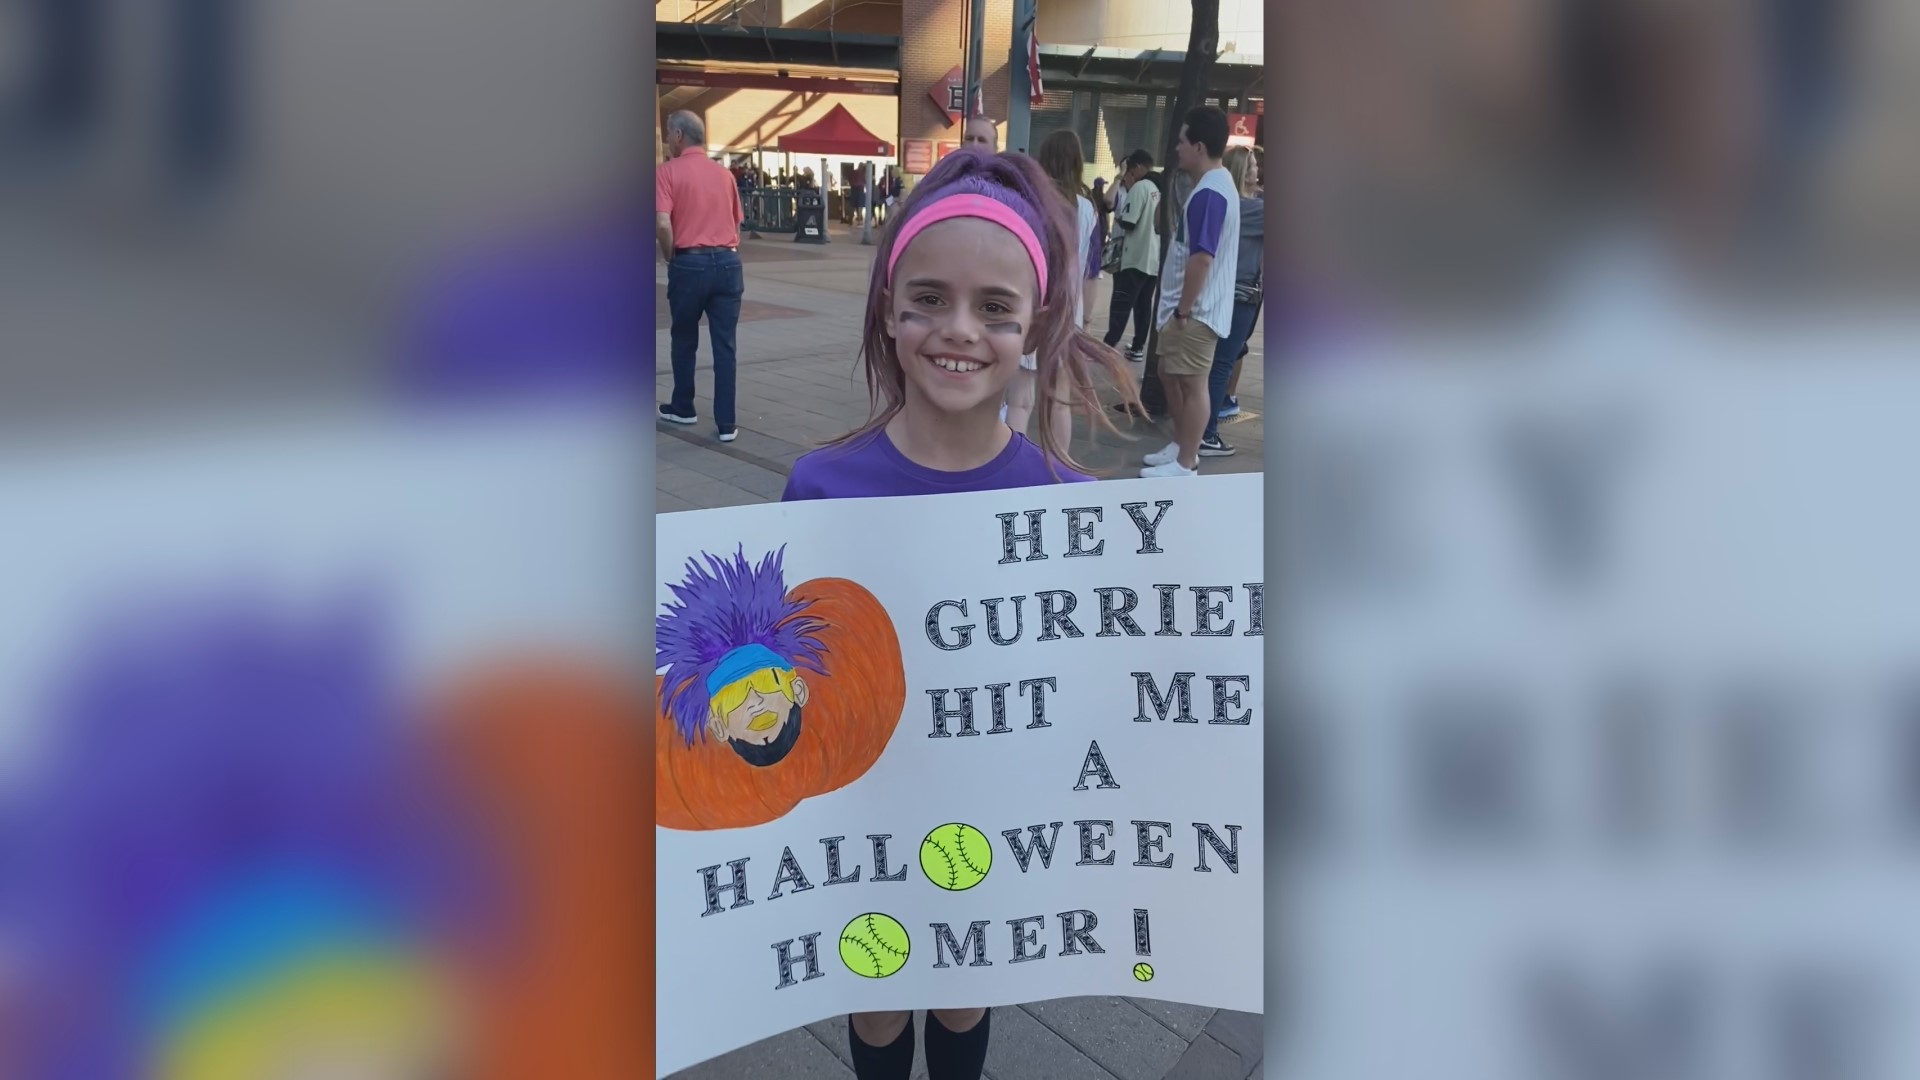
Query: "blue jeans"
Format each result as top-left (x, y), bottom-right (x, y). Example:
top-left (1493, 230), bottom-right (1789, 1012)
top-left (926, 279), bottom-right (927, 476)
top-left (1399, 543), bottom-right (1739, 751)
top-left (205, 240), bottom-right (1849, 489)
top-left (1204, 299), bottom-right (1261, 441)
top-left (666, 249), bottom-right (744, 430)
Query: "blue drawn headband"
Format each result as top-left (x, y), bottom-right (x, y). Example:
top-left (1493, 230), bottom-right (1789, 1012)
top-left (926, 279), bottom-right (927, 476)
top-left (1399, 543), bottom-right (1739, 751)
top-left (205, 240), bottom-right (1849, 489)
top-left (705, 644), bottom-right (793, 697)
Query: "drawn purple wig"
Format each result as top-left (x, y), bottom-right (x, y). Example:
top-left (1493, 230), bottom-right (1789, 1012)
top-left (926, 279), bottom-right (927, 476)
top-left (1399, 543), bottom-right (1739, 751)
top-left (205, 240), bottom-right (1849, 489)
top-left (656, 545), bottom-right (828, 747)
top-left (0, 589), bottom-right (491, 1078)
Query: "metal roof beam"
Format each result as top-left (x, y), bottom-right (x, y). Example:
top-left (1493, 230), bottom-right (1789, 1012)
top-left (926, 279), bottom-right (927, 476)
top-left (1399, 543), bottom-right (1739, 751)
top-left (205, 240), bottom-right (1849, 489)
top-left (656, 24), bottom-right (899, 70)
top-left (1036, 43), bottom-right (1263, 69)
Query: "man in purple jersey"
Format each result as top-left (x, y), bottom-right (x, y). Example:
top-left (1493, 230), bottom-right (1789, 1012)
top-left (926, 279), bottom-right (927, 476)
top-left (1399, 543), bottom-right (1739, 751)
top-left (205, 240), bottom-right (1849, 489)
top-left (1141, 107), bottom-right (1240, 478)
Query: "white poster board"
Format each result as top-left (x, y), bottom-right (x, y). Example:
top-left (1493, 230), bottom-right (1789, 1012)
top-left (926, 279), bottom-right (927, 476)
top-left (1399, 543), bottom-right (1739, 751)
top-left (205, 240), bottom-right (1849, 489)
top-left (655, 475), bottom-right (1264, 1076)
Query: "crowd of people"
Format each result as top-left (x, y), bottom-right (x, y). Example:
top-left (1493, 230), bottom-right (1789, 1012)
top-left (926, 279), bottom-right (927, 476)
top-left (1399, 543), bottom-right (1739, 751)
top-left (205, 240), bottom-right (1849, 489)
top-left (657, 105), bottom-right (1264, 482)
top-left (727, 163), bottom-right (816, 191)
top-left (721, 160), bottom-right (910, 226)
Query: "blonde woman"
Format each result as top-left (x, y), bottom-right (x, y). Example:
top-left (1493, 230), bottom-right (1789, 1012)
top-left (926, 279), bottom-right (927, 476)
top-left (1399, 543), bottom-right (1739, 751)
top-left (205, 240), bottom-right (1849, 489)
top-left (1004, 129), bottom-right (1101, 459)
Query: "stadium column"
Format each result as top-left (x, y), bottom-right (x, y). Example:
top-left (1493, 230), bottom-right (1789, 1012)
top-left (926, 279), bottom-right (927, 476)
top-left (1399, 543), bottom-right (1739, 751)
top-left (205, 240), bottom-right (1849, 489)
top-left (1005, 0), bottom-right (1036, 154)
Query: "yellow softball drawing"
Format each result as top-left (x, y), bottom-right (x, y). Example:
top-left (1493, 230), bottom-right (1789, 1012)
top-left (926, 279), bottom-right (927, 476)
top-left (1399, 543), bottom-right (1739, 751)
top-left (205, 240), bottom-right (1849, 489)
top-left (840, 912), bottom-right (911, 978)
top-left (920, 822), bottom-right (993, 891)
top-left (1133, 962), bottom-right (1155, 982)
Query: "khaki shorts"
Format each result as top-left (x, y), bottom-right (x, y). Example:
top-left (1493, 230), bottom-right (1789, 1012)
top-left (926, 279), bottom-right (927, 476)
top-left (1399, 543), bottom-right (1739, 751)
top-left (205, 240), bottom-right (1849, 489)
top-left (1157, 317), bottom-right (1218, 377)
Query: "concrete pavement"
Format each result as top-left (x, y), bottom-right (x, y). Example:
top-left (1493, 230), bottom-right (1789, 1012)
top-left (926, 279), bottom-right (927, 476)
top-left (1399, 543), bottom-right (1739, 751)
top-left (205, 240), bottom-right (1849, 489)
top-left (668, 1002), bottom-right (1263, 1080)
top-left (655, 221), bottom-right (1265, 1080)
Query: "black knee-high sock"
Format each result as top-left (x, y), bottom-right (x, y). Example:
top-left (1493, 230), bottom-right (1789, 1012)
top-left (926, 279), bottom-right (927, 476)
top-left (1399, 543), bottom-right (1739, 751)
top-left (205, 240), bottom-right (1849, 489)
top-left (848, 1014), bottom-right (915, 1080)
top-left (924, 1008), bottom-right (992, 1080)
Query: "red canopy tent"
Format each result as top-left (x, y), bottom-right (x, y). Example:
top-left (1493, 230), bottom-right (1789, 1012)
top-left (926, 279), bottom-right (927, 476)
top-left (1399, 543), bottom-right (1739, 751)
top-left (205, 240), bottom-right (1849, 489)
top-left (776, 104), bottom-right (894, 156)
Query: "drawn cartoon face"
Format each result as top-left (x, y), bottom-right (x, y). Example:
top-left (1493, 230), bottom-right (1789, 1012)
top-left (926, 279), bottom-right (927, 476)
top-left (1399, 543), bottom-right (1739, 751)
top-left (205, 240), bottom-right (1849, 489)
top-left (708, 676), bottom-right (809, 746)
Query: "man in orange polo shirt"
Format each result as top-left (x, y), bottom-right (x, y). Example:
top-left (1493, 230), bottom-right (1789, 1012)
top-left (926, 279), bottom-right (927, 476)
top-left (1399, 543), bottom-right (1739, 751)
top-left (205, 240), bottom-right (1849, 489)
top-left (656, 110), bottom-right (745, 443)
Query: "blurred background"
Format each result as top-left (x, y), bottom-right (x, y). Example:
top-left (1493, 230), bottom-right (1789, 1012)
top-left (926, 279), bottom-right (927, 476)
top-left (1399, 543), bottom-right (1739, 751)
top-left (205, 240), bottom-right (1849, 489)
top-left (1271, 0), bottom-right (1920, 1078)
top-left (0, 2), bottom-right (652, 1077)
top-left (0, 0), bottom-right (647, 425)
top-left (1276, 0), bottom-right (1919, 329)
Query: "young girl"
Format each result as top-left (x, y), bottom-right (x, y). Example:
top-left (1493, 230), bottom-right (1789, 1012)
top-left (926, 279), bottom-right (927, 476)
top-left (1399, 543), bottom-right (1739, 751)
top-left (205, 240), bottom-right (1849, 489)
top-left (783, 147), bottom-right (1134, 504)
top-left (1002, 130), bottom-right (1099, 458)
top-left (779, 147), bottom-right (1135, 1079)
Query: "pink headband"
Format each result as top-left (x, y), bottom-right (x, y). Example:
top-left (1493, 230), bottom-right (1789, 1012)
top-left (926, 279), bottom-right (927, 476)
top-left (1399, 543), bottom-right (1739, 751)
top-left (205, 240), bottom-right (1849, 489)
top-left (886, 194), bottom-right (1049, 296)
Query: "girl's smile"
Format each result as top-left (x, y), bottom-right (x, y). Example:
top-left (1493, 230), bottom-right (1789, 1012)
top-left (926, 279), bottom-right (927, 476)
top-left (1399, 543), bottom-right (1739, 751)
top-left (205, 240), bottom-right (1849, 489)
top-left (926, 351), bottom-right (991, 375)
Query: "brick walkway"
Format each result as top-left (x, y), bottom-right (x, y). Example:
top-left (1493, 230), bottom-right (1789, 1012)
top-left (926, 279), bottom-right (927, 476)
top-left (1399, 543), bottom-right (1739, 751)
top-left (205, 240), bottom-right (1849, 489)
top-left (655, 223), bottom-right (1263, 1080)
top-left (654, 220), bottom-right (1264, 512)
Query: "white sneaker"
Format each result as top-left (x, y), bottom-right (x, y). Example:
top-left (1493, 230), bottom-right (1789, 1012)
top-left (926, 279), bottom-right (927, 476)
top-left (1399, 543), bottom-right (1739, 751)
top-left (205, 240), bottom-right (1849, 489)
top-left (1142, 441), bottom-right (1181, 466)
top-left (1140, 459), bottom-right (1199, 478)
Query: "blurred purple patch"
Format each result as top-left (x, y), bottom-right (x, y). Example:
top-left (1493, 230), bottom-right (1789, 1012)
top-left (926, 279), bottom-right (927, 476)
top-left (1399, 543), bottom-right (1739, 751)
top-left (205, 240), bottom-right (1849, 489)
top-left (399, 208), bottom-right (650, 404)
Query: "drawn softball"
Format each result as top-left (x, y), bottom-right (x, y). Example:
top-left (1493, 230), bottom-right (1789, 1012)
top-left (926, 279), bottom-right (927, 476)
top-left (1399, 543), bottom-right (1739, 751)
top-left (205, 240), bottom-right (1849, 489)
top-left (840, 912), bottom-right (911, 978)
top-left (920, 822), bottom-right (993, 891)
top-left (1133, 962), bottom-right (1155, 982)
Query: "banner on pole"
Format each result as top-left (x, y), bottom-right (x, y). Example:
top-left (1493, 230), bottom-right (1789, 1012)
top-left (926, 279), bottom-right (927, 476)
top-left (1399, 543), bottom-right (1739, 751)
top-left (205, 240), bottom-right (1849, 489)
top-left (1028, 27), bottom-right (1046, 105)
top-left (932, 65), bottom-right (965, 126)
top-left (655, 476), bottom-right (1265, 1075)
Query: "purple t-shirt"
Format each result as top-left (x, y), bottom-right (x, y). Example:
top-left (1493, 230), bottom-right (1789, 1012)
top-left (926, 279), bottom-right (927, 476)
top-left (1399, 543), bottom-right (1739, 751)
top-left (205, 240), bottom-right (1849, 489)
top-left (783, 429), bottom-right (1091, 501)
top-left (1184, 188), bottom-right (1229, 258)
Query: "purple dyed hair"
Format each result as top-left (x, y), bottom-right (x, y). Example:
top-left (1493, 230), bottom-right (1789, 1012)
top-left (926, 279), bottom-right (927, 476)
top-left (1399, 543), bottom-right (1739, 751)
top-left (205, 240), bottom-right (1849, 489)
top-left (831, 147), bottom-right (1140, 476)
top-left (655, 545), bottom-right (828, 746)
top-left (0, 590), bottom-right (490, 1078)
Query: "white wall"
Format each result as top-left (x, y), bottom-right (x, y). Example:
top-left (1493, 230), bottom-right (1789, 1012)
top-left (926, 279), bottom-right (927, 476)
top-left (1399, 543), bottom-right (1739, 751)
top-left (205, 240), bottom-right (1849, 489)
top-left (1036, 0), bottom-right (1263, 57)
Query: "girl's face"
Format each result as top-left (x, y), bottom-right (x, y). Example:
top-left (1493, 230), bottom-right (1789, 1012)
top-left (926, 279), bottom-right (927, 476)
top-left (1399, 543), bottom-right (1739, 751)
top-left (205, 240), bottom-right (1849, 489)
top-left (884, 217), bottom-right (1039, 418)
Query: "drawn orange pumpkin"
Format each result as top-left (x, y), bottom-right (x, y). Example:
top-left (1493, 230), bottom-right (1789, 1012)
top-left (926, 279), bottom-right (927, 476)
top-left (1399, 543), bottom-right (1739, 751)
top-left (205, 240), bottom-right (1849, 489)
top-left (656, 574), bottom-right (906, 831)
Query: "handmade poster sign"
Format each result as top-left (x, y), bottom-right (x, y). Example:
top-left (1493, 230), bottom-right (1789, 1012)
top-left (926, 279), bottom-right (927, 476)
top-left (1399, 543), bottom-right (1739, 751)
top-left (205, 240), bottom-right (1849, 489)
top-left (654, 474), bottom-right (1265, 1076)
